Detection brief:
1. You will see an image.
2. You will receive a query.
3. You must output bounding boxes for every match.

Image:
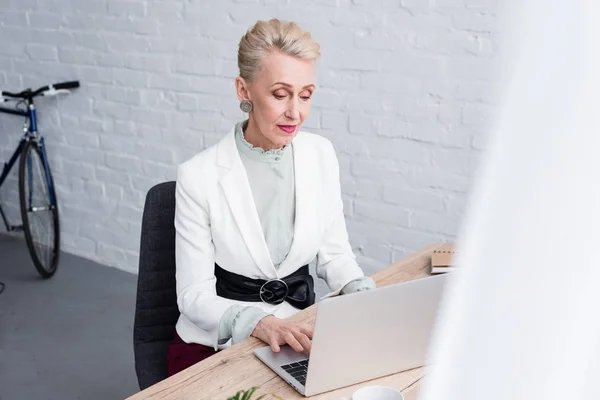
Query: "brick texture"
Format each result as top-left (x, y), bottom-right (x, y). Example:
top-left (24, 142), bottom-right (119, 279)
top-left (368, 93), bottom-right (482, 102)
top-left (0, 0), bottom-right (499, 276)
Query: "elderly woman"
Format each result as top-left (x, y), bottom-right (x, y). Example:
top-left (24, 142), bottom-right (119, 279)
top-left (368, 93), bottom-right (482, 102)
top-left (167, 18), bottom-right (375, 377)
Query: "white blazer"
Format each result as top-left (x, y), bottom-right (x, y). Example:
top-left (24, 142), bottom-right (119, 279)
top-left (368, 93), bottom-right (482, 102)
top-left (174, 125), bottom-right (366, 350)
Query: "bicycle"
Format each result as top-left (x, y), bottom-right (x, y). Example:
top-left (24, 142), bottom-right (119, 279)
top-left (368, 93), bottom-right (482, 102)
top-left (0, 80), bottom-right (80, 278)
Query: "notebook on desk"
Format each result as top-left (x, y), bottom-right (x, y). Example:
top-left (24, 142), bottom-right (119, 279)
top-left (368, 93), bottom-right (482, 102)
top-left (431, 243), bottom-right (456, 274)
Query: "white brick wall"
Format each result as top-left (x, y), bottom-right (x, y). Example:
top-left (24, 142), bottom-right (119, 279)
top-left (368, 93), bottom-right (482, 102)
top-left (0, 0), bottom-right (500, 276)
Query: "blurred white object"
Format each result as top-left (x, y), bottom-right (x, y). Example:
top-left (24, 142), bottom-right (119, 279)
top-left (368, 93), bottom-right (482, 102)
top-left (339, 385), bottom-right (404, 400)
top-left (419, 1), bottom-right (600, 400)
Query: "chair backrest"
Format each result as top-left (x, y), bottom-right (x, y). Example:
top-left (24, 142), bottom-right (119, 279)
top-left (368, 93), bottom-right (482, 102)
top-left (133, 181), bottom-right (180, 390)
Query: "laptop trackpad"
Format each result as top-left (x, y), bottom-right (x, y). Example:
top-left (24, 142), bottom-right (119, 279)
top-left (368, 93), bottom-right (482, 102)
top-left (255, 345), bottom-right (309, 366)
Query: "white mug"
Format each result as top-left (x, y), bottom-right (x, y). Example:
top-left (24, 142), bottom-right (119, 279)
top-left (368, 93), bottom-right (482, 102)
top-left (339, 385), bottom-right (404, 400)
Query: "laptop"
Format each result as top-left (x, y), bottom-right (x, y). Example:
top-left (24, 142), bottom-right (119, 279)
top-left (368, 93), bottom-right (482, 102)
top-left (254, 273), bottom-right (449, 397)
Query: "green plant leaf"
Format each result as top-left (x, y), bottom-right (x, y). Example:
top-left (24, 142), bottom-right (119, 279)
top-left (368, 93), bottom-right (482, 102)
top-left (241, 387), bottom-right (258, 400)
top-left (227, 389), bottom-right (243, 400)
top-left (228, 386), bottom-right (284, 400)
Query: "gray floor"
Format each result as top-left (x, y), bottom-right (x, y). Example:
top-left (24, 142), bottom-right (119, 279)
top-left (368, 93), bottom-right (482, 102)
top-left (0, 234), bottom-right (140, 400)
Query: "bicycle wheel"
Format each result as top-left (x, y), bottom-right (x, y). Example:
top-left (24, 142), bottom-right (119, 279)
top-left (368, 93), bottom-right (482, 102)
top-left (18, 140), bottom-right (60, 278)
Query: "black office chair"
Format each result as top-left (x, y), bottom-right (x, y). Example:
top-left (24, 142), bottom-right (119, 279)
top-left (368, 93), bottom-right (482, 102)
top-left (133, 181), bottom-right (180, 390)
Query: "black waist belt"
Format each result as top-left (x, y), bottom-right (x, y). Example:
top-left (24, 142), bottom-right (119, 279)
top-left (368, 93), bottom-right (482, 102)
top-left (214, 264), bottom-right (316, 310)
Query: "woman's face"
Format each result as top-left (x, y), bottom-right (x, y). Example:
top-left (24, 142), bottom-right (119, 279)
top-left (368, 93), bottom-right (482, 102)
top-left (236, 51), bottom-right (315, 149)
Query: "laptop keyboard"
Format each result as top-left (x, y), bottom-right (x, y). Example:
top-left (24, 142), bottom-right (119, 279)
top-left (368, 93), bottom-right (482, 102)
top-left (281, 359), bottom-right (309, 386)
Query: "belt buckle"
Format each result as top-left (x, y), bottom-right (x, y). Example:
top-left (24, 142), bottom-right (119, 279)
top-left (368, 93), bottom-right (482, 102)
top-left (259, 278), bottom-right (289, 305)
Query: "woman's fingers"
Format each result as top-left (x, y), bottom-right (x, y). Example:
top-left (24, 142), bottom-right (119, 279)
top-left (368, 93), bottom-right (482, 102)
top-left (295, 332), bottom-right (312, 354)
top-left (254, 317), bottom-right (314, 354)
top-left (270, 335), bottom-right (281, 353)
top-left (284, 332), bottom-right (305, 353)
top-left (298, 324), bottom-right (314, 339)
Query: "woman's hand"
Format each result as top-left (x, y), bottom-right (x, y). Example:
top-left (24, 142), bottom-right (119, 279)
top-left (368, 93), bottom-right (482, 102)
top-left (251, 315), bottom-right (313, 354)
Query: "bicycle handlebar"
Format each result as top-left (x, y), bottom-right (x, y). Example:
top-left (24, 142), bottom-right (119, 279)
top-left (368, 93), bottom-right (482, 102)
top-left (0, 80), bottom-right (80, 100)
top-left (52, 81), bottom-right (80, 91)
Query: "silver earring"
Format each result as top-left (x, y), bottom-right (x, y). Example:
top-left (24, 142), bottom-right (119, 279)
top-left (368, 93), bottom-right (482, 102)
top-left (240, 100), bottom-right (253, 113)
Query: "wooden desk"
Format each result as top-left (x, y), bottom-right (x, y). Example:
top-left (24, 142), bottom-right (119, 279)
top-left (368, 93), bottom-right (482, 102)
top-left (126, 244), bottom-right (443, 400)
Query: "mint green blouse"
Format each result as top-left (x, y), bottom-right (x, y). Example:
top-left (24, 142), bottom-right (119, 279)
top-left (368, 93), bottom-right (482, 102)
top-left (235, 120), bottom-right (296, 268)
top-left (218, 121), bottom-right (375, 345)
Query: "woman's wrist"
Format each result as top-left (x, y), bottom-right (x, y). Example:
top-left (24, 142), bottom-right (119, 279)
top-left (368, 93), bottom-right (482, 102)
top-left (232, 307), bottom-right (270, 344)
top-left (340, 276), bottom-right (376, 295)
top-left (218, 305), bottom-right (271, 345)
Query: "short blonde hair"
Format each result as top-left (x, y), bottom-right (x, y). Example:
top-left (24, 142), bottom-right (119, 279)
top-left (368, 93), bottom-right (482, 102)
top-left (238, 19), bottom-right (321, 82)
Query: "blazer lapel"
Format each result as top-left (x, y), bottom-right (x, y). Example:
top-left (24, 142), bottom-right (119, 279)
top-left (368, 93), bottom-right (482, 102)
top-left (278, 133), bottom-right (319, 276)
top-left (217, 129), bottom-right (277, 279)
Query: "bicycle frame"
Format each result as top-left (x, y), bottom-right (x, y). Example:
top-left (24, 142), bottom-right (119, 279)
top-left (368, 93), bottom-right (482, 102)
top-left (0, 100), bottom-right (56, 231)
